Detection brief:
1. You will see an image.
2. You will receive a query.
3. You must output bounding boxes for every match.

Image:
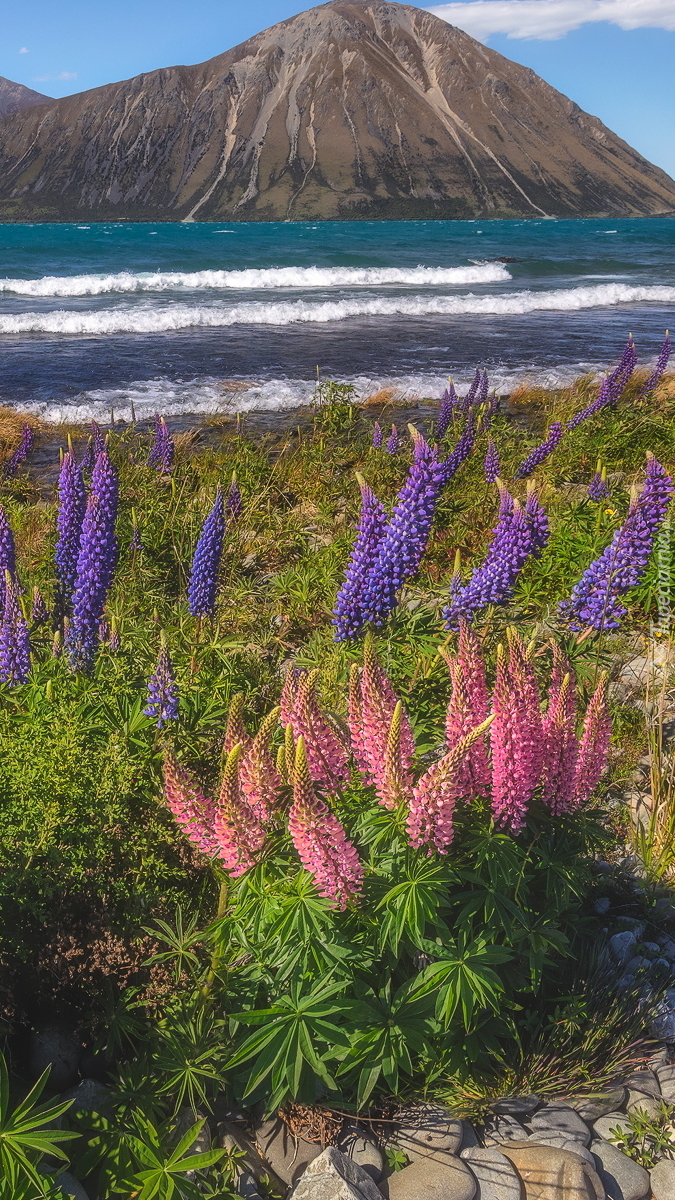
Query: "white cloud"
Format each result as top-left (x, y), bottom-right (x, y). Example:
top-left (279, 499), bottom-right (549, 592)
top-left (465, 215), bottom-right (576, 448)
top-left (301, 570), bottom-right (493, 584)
top-left (32, 70), bottom-right (77, 82)
top-left (18, 47), bottom-right (28, 54)
top-left (425, 0), bottom-right (675, 40)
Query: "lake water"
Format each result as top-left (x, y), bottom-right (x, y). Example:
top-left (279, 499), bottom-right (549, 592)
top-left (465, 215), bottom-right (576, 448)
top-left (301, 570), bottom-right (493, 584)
top-left (0, 217), bottom-right (673, 423)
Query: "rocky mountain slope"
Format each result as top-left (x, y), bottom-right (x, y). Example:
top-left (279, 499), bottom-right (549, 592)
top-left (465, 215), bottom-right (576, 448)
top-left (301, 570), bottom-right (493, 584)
top-left (0, 76), bottom-right (51, 120)
top-left (1, 0), bottom-right (674, 221)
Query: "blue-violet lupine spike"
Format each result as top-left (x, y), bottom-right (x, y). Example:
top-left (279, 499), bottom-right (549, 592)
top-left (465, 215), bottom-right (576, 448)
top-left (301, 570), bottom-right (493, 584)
top-left (588, 466), bottom-right (610, 502)
top-left (131, 522), bottom-right (143, 551)
top-left (435, 382), bottom-right (457, 440)
top-left (438, 410), bottom-right (476, 484)
top-left (91, 421), bottom-right (106, 458)
top-left (0, 505), bottom-right (17, 582)
top-left (360, 431), bottom-right (451, 627)
top-left (444, 482), bottom-right (549, 627)
top-left (515, 422), bottom-right (564, 478)
top-left (333, 474), bottom-right (388, 641)
top-left (477, 369), bottom-right (489, 406)
top-left (0, 574), bottom-right (30, 686)
top-left (80, 438), bottom-right (95, 474)
top-left (144, 641), bottom-right (179, 728)
top-left (462, 368), bottom-right (481, 411)
top-left (559, 453), bottom-right (673, 632)
top-left (55, 449), bottom-right (87, 601)
top-left (157, 419), bottom-right (174, 473)
top-left (386, 425), bottom-right (400, 455)
top-left (3, 425), bottom-right (34, 478)
top-left (31, 586), bottom-right (48, 625)
top-left (372, 421), bottom-right (383, 449)
top-left (187, 486), bottom-right (225, 617)
top-left (640, 331), bottom-right (671, 397)
top-left (525, 483), bottom-right (550, 556)
top-left (568, 337), bottom-right (637, 429)
top-left (484, 438), bottom-right (500, 483)
top-left (65, 448), bottom-right (119, 673)
top-left (226, 476), bottom-right (243, 519)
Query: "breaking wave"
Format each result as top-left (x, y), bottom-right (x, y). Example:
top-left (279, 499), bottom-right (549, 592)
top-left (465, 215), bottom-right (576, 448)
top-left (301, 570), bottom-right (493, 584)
top-left (1, 282), bottom-right (673, 335)
top-left (0, 262), bottom-right (510, 297)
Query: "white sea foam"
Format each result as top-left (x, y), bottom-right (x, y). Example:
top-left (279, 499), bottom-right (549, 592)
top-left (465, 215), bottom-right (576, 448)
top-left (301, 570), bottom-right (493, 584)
top-left (1, 282), bottom-right (673, 335)
top-left (19, 364), bottom-right (599, 425)
top-left (0, 262), bottom-right (510, 297)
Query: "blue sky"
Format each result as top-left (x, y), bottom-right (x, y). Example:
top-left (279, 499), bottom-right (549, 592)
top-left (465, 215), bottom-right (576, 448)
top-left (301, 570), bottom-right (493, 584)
top-left (3, 0), bottom-right (674, 179)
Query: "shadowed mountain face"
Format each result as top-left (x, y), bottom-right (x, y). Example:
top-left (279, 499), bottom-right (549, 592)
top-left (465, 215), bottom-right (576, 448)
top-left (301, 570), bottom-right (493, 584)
top-left (0, 76), bottom-right (51, 120)
top-left (1, 0), bottom-right (674, 222)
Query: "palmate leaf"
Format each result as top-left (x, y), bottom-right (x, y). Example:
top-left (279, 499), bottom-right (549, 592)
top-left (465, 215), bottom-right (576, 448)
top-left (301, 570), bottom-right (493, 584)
top-left (340, 982), bottom-right (435, 1107)
top-left (375, 857), bottom-right (454, 954)
top-left (0, 1057), bottom-right (78, 1194)
top-left (412, 936), bottom-right (511, 1029)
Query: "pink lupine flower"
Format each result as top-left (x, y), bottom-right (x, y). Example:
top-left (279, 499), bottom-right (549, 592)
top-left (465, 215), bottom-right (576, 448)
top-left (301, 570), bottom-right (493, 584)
top-left (239, 707), bottom-right (283, 821)
top-left (490, 641), bottom-right (542, 834)
top-left (288, 736), bottom-right (364, 910)
top-left (573, 675), bottom-right (612, 807)
top-left (282, 668), bottom-right (350, 792)
top-left (223, 693), bottom-right (252, 756)
top-left (279, 666), bottom-right (300, 727)
top-left (353, 634), bottom-right (415, 792)
top-left (443, 619), bottom-right (491, 798)
top-left (540, 672), bottom-right (578, 815)
top-left (377, 701), bottom-right (415, 810)
top-left (408, 716), bottom-right (494, 853)
top-left (507, 630), bottom-right (544, 798)
top-left (348, 663), bottom-right (370, 778)
top-left (163, 750), bottom-right (218, 857)
top-left (214, 743), bottom-right (267, 877)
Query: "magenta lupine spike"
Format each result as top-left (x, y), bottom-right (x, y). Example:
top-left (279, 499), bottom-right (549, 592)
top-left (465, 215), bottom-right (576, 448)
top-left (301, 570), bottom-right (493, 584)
top-left (279, 667), bottom-right (300, 728)
top-left (386, 425), bottom-right (400, 455)
top-left (348, 663), bottom-right (370, 778)
top-left (573, 676), bottom-right (612, 807)
top-left (55, 448), bottom-right (86, 600)
top-left (407, 716), bottom-right (493, 854)
top-left (239, 708), bottom-right (283, 822)
top-left (540, 672), bottom-right (578, 815)
top-left (355, 635), bottom-right (415, 793)
top-left (444, 620), bottom-right (491, 798)
top-left (0, 573), bottom-right (30, 686)
top-left (223, 693), bottom-right (252, 757)
top-left (508, 630), bottom-right (544, 799)
top-left (370, 701), bottom-right (414, 810)
top-left (484, 438), bottom-right (500, 484)
top-left (288, 669), bottom-right (350, 792)
top-left (372, 421), bottom-right (383, 449)
top-left (214, 743), bottom-right (267, 876)
top-left (515, 422), bottom-right (563, 479)
top-left (490, 641), bottom-right (542, 835)
top-left (288, 736), bottom-right (364, 909)
top-left (333, 474), bottom-right (388, 641)
top-left (640, 331), bottom-right (671, 397)
top-left (163, 750), bottom-right (218, 857)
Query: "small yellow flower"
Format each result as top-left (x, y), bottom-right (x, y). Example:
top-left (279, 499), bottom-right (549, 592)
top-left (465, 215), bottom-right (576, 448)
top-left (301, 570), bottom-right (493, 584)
top-left (604, 508), bottom-right (616, 515)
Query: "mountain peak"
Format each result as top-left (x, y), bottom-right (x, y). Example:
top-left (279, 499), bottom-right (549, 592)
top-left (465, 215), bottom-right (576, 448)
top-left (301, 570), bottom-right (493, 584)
top-left (0, 76), bottom-right (52, 120)
top-left (0, 0), bottom-right (674, 221)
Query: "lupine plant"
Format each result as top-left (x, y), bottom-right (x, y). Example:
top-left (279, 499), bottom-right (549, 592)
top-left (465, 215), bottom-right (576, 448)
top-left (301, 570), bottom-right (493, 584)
top-left (187, 487), bottom-right (226, 618)
top-left (65, 447), bottom-right (119, 672)
top-left (2, 423), bottom-right (34, 478)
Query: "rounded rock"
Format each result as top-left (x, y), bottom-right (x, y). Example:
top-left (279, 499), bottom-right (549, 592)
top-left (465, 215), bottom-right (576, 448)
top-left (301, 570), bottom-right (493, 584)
top-left (384, 1154), bottom-right (477, 1200)
top-left (338, 1124), bottom-right (384, 1181)
top-left (568, 1089), bottom-right (627, 1122)
top-left (395, 1103), bottom-right (463, 1158)
top-left (29, 1028), bottom-right (80, 1091)
top-left (651, 1157), bottom-right (675, 1200)
top-left (591, 1139), bottom-right (650, 1200)
top-left (483, 1114), bottom-right (528, 1146)
top-left (460, 1145), bottom-right (521, 1200)
top-left (528, 1103), bottom-right (591, 1147)
top-left (592, 1113), bottom-right (633, 1141)
top-left (610, 932), bottom-right (637, 966)
top-left (493, 1096), bottom-right (540, 1116)
top-left (527, 1135), bottom-right (595, 1166)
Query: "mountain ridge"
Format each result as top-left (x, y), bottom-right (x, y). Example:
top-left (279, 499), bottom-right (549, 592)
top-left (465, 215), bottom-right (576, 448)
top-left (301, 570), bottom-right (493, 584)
top-left (0, 76), bottom-right (52, 120)
top-left (1, 0), bottom-right (674, 222)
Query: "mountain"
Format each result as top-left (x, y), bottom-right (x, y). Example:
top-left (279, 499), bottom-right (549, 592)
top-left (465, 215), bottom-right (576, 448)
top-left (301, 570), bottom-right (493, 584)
top-left (0, 76), bottom-right (51, 120)
top-left (1, 0), bottom-right (674, 222)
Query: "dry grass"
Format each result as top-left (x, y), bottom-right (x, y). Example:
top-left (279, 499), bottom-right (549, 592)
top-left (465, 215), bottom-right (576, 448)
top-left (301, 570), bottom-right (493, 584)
top-left (360, 387), bottom-right (408, 407)
top-left (0, 407), bottom-right (45, 462)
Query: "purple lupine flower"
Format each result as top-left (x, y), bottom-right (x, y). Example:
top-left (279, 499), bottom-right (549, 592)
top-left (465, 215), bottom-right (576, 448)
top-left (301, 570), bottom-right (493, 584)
top-left (588, 462), bottom-right (610, 502)
top-left (0, 574), bottom-right (30, 686)
top-left (31, 586), bottom-right (48, 625)
top-left (515, 422), bottom-right (563, 478)
top-left (372, 422), bottom-right (383, 449)
top-left (226, 475), bottom-right (243, 520)
top-left (130, 519), bottom-right (143, 552)
top-left (360, 431), bottom-right (450, 627)
top-left (462, 368), bottom-right (481, 411)
top-left (147, 414), bottom-right (163, 467)
top-left (484, 438), bottom-right (500, 483)
top-left (568, 336), bottom-right (638, 429)
top-left (560, 454), bottom-right (673, 631)
top-left (55, 448), bottom-right (86, 601)
top-left (333, 474), bottom-right (388, 641)
top-left (438, 410), bottom-right (476, 484)
top-left (477, 369), bottom-right (489, 406)
top-left (65, 448), bottom-right (119, 672)
top-left (444, 482), bottom-right (549, 627)
top-left (640, 331), bottom-right (671, 397)
top-left (187, 487), bottom-right (225, 617)
top-left (91, 421), bottom-right (106, 458)
top-left (386, 425), bottom-right (400, 455)
top-left (80, 438), bottom-right (95, 474)
top-left (144, 639), bottom-right (179, 728)
top-left (3, 425), bottom-right (34, 478)
top-left (0, 505), bottom-right (17, 583)
top-left (158, 419), bottom-right (174, 474)
top-left (435, 382), bottom-right (457, 441)
top-left (525, 483), bottom-right (550, 556)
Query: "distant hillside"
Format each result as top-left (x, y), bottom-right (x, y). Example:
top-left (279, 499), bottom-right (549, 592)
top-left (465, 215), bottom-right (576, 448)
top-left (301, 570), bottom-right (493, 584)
top-left (0, 76), bottom-right (51, 119)
top-left (1, 0), bottom-right (674, 221)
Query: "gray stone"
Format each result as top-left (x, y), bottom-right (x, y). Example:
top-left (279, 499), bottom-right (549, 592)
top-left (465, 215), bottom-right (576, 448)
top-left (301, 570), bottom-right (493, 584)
top-left (459, 1123), bottom-right (479, 1152)
top-left (627, 1093), bottom-right (663, 1117)
top-left (528, 1103), bottom-right (591, 1146)
top-left (217, 1120), bottom-right (287, 1195)
top-left (526, 1134), bottom-right (595, 1166)
top-left (625, 1069), bottom-right (662, 1116)
top-left (651, 989), bottom-right (675, 1039)
top-left (656, 1063), bottom-right (675, 1102)
top-left (620, 919), bottom-right (647, 937)
top-left (500, 1142), bottom-right (605, 1200)
top-left (568, 1088), bottom-right (627, 1122)
top-left (595, 861), bottom-right (613, 874)
top-left (338, 1124), bottom-right (384, 1181)
top-left (590, 1140), bottom-right (650, 1200)
top-left (255, 1116), bottom-right (321, 1186)
top-left (290, 1148), bottom-right (384, 1200)
top-left (61, 1078), bottom-right (111, 1115)
top-left (643, 942), bottom-right (662, 955)
top-left (459, 1145), bottom-right (521, 1200)
top-left (395, 1103), bottom-right (463, 1157)
top-left (617, 973), bottom-right (636, 991)
top-left (593, 1113), bottom-right (633, 1141)
top-left (483, 1114), bottom-right (528, 1146)
top-left (595, 898), bottom-right (612, 915)
top-left (53, 1173), bottom-right (90, 1200)
top-left (384, 1153), bottom-right (476, 1200)
top-left (173, 1107), bottom-right (211, 1153)
top-left (610, 932), bottom-right (637, 966)
top-left (237, 1171), bottom-right (263, 1199)
top-left (493, 1095), bottom-right (541, 1116)
top-left (654, 959), bottom-right (674, 973)
top-left (626, 957), bottom-right (650, 973)
top-left (660, 939), bottom-right (675, 962)
top-left (30, 1028), bottom-right (80, 1090)
top-left (651, 1157), bottom-right (675, 1200)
